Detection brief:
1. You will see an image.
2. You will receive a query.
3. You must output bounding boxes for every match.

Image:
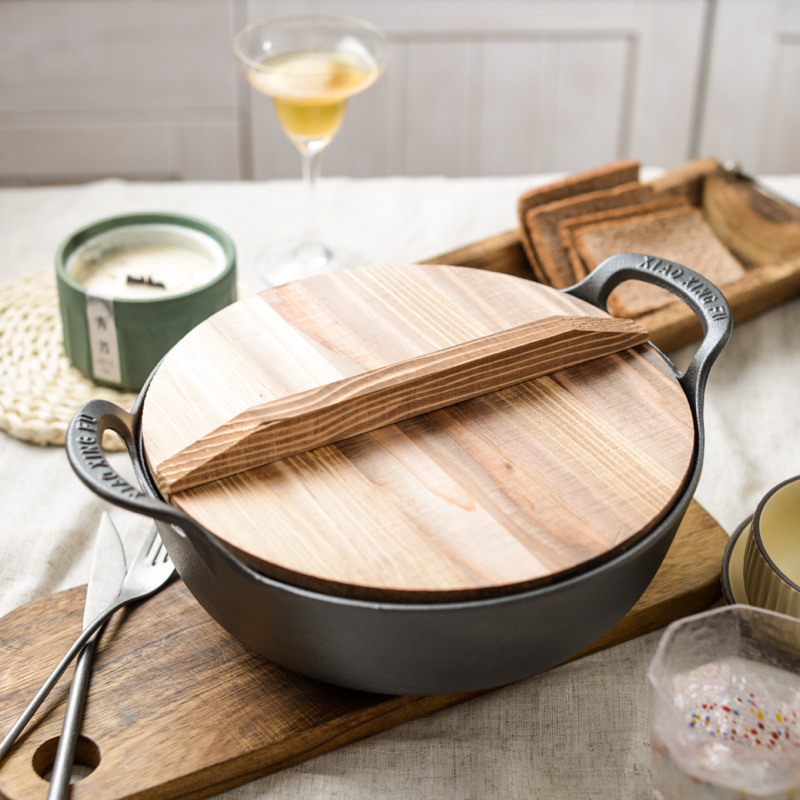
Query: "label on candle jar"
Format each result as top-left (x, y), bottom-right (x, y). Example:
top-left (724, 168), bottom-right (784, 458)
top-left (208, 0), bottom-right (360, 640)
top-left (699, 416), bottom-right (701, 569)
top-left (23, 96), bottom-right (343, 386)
top-left (85, 295), bottom-right (122, 384)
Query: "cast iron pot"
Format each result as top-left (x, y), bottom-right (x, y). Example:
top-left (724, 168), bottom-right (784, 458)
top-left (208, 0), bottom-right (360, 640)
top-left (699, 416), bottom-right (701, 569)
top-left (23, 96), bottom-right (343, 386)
top-left (66, 253), bottom-right (731, 695)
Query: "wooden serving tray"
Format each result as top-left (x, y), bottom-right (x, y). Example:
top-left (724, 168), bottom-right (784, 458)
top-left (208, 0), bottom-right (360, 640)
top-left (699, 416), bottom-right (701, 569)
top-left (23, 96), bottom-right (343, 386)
top-left (0, 500), bottom-right (726, 800)
top-left (424, 160), bottom-right (800, 352)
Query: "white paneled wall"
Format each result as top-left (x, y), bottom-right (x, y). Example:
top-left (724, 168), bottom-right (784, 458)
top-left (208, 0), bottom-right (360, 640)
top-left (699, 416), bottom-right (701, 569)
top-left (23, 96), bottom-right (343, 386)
top-left (0, 0), bottom-right (239, 183)
top-left (0, 0), bottom-right (797, 184)
top-left (699, 0), bottom-right (800, 173)
top-left (246, 0), bottom-right (708, 179)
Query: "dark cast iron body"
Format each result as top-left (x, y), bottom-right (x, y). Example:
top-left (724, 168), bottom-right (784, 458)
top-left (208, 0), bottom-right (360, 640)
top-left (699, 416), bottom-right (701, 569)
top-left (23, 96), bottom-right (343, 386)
top-left (67, 254), bottom-right (731, 695)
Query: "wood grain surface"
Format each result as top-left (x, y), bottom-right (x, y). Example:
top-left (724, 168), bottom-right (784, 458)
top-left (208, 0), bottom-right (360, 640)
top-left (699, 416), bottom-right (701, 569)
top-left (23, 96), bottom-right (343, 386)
top-left (157, 316), bottom-right (648, 495)
top-left (0, 500), bottom-right (727, 800)
top-left (141, 265), bottom-right (694, 601)
top-left (702, 171), bottom-right (800, 266)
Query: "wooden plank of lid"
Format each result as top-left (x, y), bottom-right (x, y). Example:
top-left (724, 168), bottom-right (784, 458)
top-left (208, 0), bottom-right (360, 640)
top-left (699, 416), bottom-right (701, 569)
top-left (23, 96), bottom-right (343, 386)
top-left (141, 264), bottom-right (695, 601)
top-left (154, 315), bottom-right (648, 496)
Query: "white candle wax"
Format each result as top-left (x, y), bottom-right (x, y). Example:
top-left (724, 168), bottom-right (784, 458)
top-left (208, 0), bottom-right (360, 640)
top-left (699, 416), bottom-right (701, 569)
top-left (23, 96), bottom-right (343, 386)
top-left (67, 224), bottom-right (225, 300)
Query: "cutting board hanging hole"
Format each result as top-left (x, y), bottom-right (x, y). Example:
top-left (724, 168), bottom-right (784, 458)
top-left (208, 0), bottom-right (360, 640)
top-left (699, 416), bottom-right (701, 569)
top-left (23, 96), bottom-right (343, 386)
top-left (32, 734), bottom-right (101, 784)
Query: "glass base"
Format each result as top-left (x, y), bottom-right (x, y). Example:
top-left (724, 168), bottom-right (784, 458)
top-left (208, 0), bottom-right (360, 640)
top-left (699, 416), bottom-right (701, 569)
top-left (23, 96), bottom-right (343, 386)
top-left (254, 239), bottom-right (366, 288)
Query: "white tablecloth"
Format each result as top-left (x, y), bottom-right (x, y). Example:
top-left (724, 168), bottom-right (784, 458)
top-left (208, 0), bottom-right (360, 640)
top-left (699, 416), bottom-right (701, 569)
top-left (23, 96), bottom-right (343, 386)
top-left (1, 173), bottom-right (799, 799)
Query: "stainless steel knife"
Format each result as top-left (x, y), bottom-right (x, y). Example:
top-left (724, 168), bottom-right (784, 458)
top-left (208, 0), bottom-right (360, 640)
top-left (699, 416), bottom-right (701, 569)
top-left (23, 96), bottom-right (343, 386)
top-left (46, 513), bottom-right (127, 797)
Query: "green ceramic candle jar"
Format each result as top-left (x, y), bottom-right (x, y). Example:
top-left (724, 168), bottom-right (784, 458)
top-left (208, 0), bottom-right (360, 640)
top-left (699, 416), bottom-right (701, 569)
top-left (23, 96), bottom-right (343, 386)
top-left (56, 212), bottom-right (237, 391)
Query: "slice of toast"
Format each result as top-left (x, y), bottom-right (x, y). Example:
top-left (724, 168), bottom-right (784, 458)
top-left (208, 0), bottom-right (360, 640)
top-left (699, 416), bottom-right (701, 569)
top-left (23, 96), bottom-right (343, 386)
top-left (557, 195), bottom-right (693, 279)
top-left (517, 159), bottom-right (640, 281)
top-left (525, 182), bottom-right (655, 288)
top-left (572, 205), bottom-right (746, 318)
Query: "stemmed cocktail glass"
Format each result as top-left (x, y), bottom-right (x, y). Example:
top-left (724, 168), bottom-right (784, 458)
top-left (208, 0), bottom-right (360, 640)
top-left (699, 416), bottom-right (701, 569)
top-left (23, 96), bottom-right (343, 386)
top-left (233, 15), bottom-right (388, 287)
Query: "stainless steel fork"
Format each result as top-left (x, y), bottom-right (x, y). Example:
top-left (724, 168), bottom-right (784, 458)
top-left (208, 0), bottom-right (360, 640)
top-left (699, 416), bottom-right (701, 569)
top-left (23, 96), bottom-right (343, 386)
top-left (0, 527), bottom-right (175, 764)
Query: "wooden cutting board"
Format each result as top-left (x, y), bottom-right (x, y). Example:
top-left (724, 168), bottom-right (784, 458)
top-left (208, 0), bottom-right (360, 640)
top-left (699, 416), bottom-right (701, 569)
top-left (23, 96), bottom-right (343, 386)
top-left (141, 264), bottom-right (695, 601)
top-left (0, 499), bottom-right (726, 800)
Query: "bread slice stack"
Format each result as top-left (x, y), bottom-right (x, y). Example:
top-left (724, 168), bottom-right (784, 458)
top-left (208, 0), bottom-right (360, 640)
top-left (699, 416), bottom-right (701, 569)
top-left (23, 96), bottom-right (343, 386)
top-left (517, 159), bottom-right (747, 319)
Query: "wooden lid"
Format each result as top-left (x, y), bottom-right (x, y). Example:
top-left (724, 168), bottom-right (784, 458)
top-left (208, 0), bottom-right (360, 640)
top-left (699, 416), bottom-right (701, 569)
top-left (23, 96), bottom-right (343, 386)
top-left (141, 264), bottom-right (695, 601)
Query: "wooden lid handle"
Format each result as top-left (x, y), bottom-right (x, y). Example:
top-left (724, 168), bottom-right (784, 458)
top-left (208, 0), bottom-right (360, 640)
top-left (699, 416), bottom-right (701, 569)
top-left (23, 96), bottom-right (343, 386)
top-left (155, 315), bottom-right (648, 496)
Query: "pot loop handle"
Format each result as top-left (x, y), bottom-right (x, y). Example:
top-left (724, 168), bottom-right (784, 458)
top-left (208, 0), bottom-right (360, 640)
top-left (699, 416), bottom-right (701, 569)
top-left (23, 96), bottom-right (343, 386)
top-left (66, 400), bottom-right (220, 570)
top-left (563, 252), bottom-right (732, 416)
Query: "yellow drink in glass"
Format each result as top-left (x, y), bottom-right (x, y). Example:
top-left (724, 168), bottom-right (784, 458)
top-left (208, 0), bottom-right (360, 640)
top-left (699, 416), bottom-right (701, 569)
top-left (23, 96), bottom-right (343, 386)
top-left (248, 50), bottom-right (380, 146)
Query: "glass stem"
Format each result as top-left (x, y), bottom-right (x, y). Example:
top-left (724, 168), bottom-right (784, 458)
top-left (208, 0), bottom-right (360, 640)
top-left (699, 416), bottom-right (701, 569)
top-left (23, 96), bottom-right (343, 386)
top-left (300, 147), bottom-right (324, 250)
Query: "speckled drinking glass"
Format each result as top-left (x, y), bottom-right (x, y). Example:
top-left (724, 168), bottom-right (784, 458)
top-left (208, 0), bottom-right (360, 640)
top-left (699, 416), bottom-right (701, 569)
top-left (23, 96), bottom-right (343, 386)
top-left (649, 605), bottom-right (800, 800)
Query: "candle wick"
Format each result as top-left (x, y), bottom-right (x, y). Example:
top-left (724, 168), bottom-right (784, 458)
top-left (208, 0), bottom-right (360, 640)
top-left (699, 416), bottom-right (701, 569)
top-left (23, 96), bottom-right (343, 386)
top-left (126, 275), bottom-right (167, 290)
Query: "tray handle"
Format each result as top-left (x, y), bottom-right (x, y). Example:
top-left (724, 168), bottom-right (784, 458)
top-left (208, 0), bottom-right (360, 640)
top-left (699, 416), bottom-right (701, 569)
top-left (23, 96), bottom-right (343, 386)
top-left (563, 252), bottom-right (732, 415)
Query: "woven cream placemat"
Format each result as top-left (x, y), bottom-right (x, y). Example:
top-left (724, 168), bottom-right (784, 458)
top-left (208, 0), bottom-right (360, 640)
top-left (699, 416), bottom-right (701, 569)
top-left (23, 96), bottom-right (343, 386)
top-left (0, 270), bottom-right (137, 450)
